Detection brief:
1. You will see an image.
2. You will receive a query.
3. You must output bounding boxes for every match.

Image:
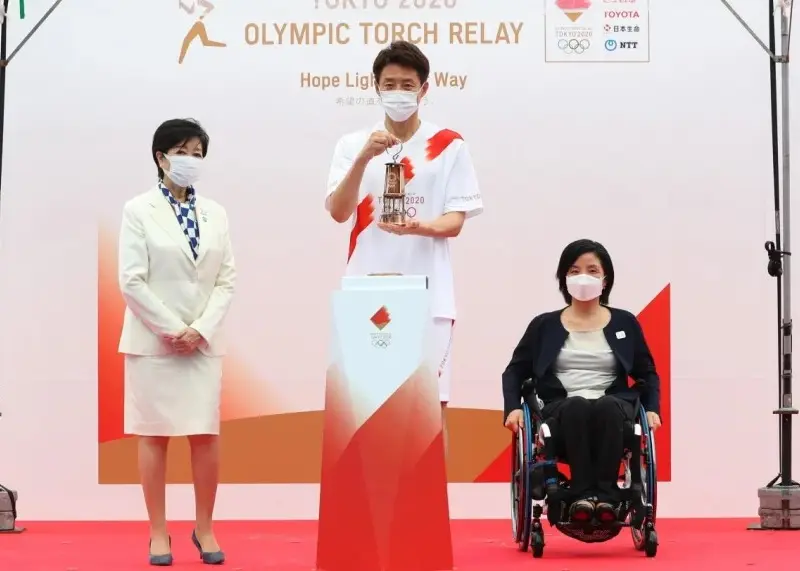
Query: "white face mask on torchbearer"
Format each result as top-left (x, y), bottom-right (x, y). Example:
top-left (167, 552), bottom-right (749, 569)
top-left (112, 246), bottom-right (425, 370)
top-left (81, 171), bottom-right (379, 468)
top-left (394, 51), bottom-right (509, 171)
top-left (379, 90), bottom-right (420, 122)
top-left (566, 274), bottom-right (604, 302)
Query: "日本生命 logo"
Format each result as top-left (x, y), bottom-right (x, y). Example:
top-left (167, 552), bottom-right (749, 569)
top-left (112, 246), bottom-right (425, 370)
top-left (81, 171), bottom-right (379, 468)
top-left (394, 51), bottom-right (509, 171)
top-left (605, 24), bottom-right (641, 34)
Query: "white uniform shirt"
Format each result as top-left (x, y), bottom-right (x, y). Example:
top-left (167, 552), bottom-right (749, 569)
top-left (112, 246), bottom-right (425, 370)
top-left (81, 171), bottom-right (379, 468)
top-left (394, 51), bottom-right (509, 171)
top-left (326, 121), bottom-right (483, 319)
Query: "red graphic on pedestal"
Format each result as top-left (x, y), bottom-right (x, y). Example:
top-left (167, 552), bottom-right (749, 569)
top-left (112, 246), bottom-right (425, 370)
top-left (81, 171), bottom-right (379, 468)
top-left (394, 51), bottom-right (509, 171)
top-left (557, 0), bottom-right (591, 22)
top-left (317, 365), bottom-right (453, 571)
top-left (370, 306), bottom-right (391, 330)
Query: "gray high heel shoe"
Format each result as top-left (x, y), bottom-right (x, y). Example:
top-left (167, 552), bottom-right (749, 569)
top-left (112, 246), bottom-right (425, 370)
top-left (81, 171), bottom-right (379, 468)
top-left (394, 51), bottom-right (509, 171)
top-left (192, 530), bottom-right (226, 565)
top-left (149, 536), bottom-right (173, 566)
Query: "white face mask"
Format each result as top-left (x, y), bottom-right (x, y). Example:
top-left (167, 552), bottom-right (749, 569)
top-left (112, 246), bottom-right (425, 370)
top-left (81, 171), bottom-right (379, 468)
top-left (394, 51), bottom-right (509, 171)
top-left (163, 154), bottom-right (203, 188)
top-left (379, 90), bottom-right (420, 122)
top-left (566, 274), bottom-right (604, 302)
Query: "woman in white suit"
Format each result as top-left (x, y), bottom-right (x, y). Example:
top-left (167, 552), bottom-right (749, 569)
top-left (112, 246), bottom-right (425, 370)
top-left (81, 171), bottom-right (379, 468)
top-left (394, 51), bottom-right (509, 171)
top-left (118, 118), bottom-right (235, 566)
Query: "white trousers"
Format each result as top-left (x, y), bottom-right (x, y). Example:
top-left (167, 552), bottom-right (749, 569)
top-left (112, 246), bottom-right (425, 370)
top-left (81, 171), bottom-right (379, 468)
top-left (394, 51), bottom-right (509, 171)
top-left (432, 317), bottom-right (455, 403)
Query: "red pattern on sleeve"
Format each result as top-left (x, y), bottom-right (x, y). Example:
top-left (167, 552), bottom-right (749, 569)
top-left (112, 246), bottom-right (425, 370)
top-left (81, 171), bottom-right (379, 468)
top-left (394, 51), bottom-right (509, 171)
top-left (425, 129), bottom-right (463, 161)
top-left (347, 194), bottom-right (375, 262)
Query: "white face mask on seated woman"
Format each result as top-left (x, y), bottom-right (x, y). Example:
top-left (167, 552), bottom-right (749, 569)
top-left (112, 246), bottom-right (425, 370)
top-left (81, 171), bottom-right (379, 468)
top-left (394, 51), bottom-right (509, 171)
top-left (566, 274), bottom-right (604, 302)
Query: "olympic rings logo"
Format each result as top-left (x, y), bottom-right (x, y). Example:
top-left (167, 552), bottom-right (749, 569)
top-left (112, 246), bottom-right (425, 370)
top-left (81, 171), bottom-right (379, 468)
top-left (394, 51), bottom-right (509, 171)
top-left (558, 38), bottom-right (590, 54)
top-left (370, 332), bottom-right (391, 348)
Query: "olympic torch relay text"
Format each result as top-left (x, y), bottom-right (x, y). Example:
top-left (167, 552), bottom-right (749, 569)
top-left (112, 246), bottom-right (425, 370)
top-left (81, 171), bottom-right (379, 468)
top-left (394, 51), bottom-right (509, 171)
top-left (244, 21), bottom-right (524, 45)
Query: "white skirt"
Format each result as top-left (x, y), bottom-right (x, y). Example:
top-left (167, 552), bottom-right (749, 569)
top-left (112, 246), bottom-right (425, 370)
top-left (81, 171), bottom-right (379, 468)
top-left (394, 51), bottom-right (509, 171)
top-left (124, 353), bottom-right (222, 437)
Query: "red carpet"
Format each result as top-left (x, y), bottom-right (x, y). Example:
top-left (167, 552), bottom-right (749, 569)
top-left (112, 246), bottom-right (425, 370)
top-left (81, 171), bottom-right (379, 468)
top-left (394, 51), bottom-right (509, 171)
top-left (1, 519), bottom-right (798, 570)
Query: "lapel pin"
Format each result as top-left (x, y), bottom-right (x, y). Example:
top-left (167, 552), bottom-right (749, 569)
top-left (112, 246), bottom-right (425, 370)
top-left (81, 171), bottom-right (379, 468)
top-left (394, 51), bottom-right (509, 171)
top-left (615, 331), bottom-right (626, 340)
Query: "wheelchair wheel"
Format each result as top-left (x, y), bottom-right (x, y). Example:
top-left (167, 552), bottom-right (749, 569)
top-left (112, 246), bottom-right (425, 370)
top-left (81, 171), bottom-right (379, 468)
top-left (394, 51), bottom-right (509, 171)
top-left (631, 406), bottom-right (658, 556)
top-left (531, 529), bottom-right (544, 558)
top-left (510, 423), bottom-right (531, 551)
top-left (644, 530), bottom-right (658, 557)
top-left (630, 446), bottom-right (648, 551)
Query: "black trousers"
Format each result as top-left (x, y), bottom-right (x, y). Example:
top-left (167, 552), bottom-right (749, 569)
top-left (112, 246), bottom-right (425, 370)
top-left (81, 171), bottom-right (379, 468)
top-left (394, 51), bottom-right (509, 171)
top-left (535, 395), bottom-right (635, 503)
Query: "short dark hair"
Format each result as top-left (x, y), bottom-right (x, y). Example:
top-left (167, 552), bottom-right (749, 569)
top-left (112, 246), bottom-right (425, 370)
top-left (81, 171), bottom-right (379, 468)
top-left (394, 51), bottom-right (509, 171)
top-left (151, 118), bottom-right (209, 179)
top-left (372, 41), bottom-right (430, 85)
top-left (556, 239), bottom-right (615, 305)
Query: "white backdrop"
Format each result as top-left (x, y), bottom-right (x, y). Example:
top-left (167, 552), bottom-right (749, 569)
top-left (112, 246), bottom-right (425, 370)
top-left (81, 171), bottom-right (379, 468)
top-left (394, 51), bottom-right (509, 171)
top-left (0, 0), bottom-right (797, 520)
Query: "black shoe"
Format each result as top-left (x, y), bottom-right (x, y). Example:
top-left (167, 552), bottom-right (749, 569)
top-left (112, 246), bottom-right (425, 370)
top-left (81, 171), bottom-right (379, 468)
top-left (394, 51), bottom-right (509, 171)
top-left (595, 502), bottom-right (618, 523)
top-left (569, 499), bottom-right (595, 522)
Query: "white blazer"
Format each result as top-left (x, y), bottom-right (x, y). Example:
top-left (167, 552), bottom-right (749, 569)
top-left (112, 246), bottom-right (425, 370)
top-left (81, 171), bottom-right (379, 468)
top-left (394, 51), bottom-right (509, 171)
top-left (117, 186), bottom-right (236, 357)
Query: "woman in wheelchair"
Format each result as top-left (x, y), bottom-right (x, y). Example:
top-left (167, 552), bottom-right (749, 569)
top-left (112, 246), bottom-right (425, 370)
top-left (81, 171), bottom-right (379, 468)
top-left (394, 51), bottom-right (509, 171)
top-left (502, 239), bottom-right (662, 525)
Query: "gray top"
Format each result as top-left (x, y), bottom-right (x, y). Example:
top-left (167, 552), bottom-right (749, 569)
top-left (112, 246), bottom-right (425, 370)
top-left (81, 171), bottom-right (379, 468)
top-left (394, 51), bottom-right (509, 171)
top-left (554, 330), bottom-right (616, 399)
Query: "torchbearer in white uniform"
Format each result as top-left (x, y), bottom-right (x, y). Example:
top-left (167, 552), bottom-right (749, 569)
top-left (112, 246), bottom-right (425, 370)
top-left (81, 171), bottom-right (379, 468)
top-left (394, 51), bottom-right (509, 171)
top-left (118, 118), bottom-right (235, 566)
top-left (325, 41), bottom-right (483, 415)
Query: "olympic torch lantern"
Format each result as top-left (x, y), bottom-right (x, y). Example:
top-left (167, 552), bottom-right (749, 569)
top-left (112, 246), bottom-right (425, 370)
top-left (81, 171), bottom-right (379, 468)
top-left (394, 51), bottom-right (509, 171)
top-left (380, 162), bottom-right (406, 225)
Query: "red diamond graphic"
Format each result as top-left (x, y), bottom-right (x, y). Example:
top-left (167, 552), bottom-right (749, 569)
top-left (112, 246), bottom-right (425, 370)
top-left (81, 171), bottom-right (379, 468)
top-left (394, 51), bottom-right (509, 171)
top-left (370, 306), bottom-right (391, 330)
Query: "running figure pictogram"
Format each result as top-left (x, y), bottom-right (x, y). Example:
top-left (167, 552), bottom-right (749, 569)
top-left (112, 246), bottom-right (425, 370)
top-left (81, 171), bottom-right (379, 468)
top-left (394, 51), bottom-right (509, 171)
top-left (178, 0), bottom-right (226, 64)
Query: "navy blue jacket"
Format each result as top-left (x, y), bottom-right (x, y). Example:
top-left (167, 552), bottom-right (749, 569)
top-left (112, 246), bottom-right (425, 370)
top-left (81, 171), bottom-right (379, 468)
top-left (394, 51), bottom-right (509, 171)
top-left (502, 307), bottom-right (661, 419)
